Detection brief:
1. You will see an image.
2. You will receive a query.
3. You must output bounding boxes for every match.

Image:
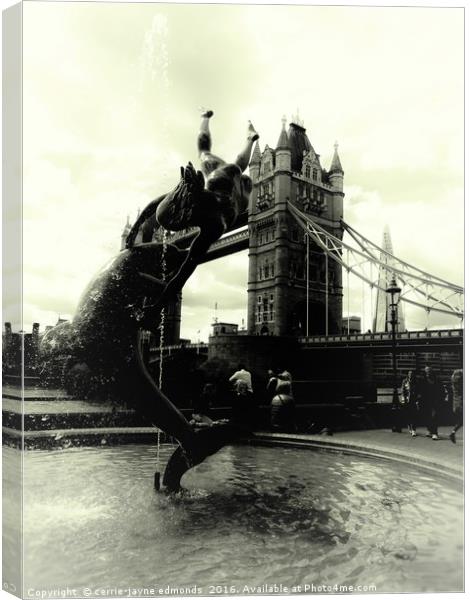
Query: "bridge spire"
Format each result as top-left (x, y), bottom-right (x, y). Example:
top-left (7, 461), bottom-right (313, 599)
top-left (276, 115), bottom-right (289, 149)
top-left (329, 141), bottom-right (344, 174)
top-left (250, 139), bottom-right (261, 164)
top-left (120, 215), bottom-right (132, 250)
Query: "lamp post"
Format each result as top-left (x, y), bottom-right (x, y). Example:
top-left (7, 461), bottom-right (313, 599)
top-left (387, 277), bottom-right (402, 432)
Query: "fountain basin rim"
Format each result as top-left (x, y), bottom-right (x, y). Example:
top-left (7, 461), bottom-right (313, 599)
top-left (249, 432), bottom-right (463, 484)
top-left (3, 426), bottom-right (462, 484)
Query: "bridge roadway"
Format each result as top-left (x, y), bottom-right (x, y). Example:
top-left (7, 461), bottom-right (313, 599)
top-left (165, 219), bottom-right (249, 262)
top-left (150, 329), bottom-right (462, 357)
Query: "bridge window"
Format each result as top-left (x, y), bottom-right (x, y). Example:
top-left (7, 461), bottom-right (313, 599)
top-left (263, 297), bottom-right (269, 322)
top-left (312, 169), bottom-right (317, 180)
top-left (306, 165), bottom-right (311, 178)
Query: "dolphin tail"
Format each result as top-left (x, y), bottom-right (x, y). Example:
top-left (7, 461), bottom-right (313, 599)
top-left (162, 423), bottom-right (253, 492)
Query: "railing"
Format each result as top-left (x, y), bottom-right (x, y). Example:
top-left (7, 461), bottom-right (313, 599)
top-left (299, 329), bottom-right (463, 345)
top-left (208, 229), bottom-right (249, 251)
top-left (149, 342), bottom-right (208, 354)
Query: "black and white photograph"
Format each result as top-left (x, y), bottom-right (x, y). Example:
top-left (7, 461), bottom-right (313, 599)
top-left (2, 0), bottom-right (465, 597)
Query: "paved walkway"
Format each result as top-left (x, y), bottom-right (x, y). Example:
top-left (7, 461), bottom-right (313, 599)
top-left (256, 426), bottom-right (464, 480)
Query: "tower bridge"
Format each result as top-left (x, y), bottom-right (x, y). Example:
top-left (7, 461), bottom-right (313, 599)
top-left (125, 116), bottom-right (463, 352)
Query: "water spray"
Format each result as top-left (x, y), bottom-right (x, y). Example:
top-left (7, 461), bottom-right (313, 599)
top-left (154, 230), bottom-right (168, 491)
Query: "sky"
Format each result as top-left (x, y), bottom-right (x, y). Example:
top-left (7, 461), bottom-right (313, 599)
top-left (5, 0), bottom-right (465, 340)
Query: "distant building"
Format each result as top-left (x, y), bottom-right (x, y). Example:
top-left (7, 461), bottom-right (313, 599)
top-left (3, 322), bottom-right (41, 375)
top-left (373, 226), bottom-right (406, 333)
top-left (211, 322), bottom-right (239, 336)
top-left (342, 316), bottom-right (361, 334)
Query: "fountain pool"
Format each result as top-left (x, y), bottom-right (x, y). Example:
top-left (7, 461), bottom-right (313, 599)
top-left (5, 443), bottom-right (463, 594)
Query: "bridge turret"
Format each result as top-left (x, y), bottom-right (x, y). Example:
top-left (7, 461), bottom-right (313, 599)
top-left (249, 140), bottom-right (261, 182)
top-left (328, 142), bottom-right (344, 222)
top-left (329, 142), bottom-right (344, 192)
top-left (120, 215), bottom-right (131, 251)
top-left (275, 117), bottom-right (291, 173)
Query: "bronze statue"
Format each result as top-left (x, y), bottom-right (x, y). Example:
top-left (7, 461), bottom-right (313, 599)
top-left (42, 111), bottom-right (259, 492)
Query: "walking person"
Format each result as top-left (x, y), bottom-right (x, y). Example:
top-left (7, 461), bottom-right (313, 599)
top-left (449, 369), bottom-right (463, 444)
top-left (401, 370), bottom-right (420, 437)
top-left (420, 366), bottom-right (446, 440)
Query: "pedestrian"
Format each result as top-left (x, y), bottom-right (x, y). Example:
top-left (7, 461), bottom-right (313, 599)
top-left (269, 368), bottom-right (296, 432)
top-left (401, 370), bottom-right (420, 437)
top-left (229, 363), bottom-right (253, 394)
top-left (229, 364), bottom-right (255, 424)
top-left (420, 366), bottom-right (446, 440)
top-left (449, 369), bottom-right (463, 444)
top-left (279, 368), bottom-right (293, 386)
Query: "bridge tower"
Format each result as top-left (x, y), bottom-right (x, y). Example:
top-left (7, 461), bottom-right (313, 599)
top-left (247, 117), bottom-right (345, 336)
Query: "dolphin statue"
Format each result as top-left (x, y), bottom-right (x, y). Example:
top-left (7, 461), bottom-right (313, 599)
top-left (41, 162), bottom-right (254, 492)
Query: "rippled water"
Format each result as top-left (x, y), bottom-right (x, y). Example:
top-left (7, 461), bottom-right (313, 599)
top-left (7, 444), bottom-right (463, 593)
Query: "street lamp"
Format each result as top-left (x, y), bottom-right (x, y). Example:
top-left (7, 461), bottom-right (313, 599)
top-left (387, 276), bottom-right (402, 432)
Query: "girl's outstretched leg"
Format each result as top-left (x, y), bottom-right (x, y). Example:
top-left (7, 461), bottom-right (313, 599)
top-left (198, 110), bottom-right (224, 177)
top-left (235, 120), bottom-right (259, 172)
top-left (197, 109), bottom-right (214, 154)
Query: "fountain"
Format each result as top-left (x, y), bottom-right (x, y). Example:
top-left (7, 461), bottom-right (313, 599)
top-left (27, 112), bottom-right (463, 595)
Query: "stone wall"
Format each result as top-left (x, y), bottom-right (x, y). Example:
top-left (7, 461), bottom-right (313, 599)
top-left (208, 334), bottom-right (300, 383)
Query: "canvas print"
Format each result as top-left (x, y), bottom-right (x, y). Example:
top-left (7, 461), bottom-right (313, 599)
top-left (2, 0), bottom-right (464, 597)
